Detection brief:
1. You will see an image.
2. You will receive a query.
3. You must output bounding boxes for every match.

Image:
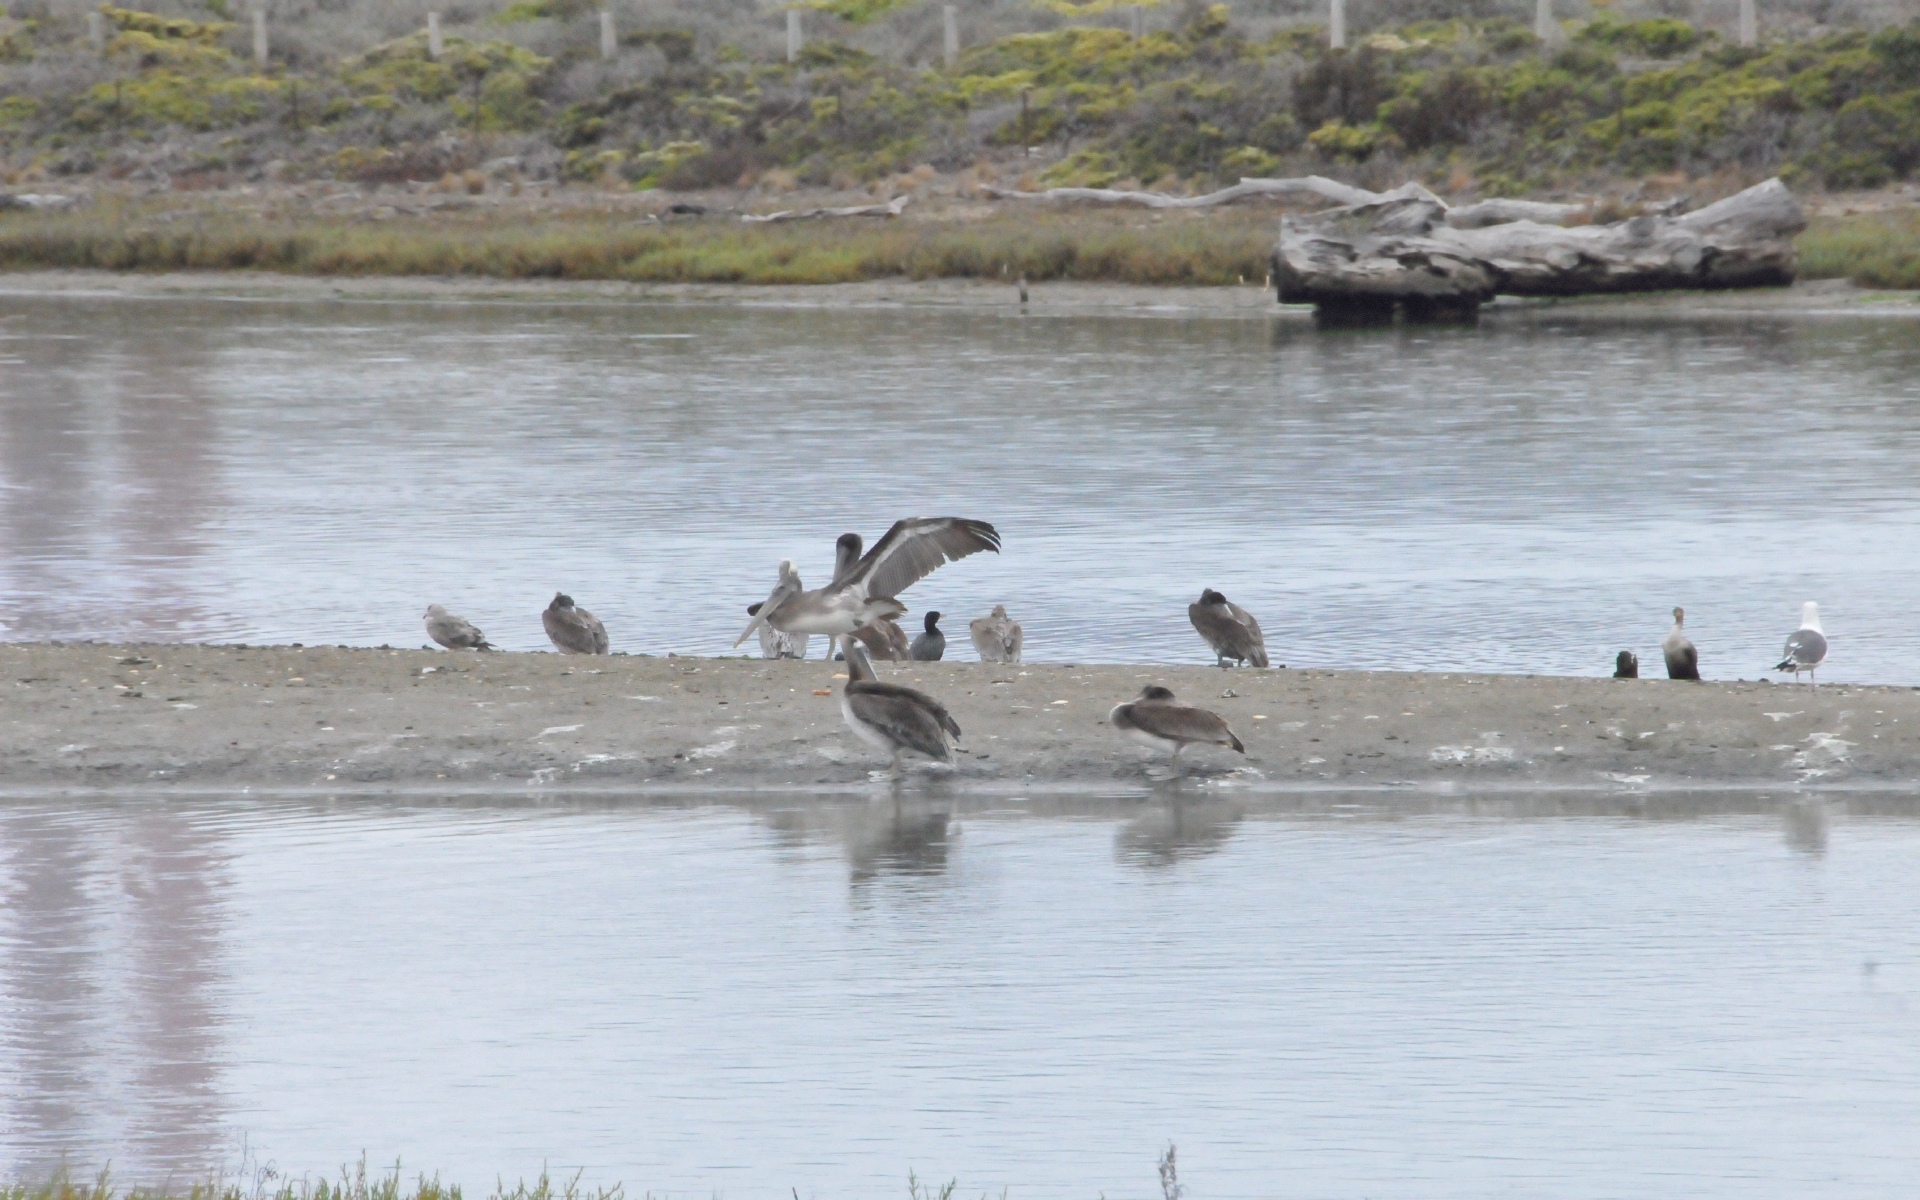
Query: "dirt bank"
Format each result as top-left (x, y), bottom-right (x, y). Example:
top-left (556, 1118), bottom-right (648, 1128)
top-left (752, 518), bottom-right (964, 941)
top-left (4, 643), bottom-right (1915, 794)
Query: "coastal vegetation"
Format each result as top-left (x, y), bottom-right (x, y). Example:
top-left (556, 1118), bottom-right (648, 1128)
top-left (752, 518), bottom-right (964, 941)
top-left (3, 0), bottom-right (1920, 196)
top-left (3, 1163), bottom-right (624, 1200)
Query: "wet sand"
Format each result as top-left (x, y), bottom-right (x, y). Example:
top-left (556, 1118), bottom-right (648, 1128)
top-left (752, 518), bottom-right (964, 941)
top-left (3, 643), bottom-right (1915, 794)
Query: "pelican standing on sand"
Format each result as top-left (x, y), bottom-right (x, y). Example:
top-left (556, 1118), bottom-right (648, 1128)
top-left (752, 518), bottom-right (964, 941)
top-left (910, 611), bottom-right (946, 661)
top-left (735, 518), bottom-right (1001, 661)
top-left (970, 605), bottom-right (1023, 662)
top-left (1774, 601), bottom-right (1828, 686)
top-left (1189, 589), bottom-right (1268, 668)
top-left (1663, 607), bottom-right (1700, 680)
top-left (424, 604), bottom-right (492, 650)
top-left (746, 560), bottom-right (811, 659)
top-left (543, 592), bottom-right (609, 655)
top-left (1109, 685), bottom-right (1245, 772)
top-left (839, 642), bottom-right (961, 777)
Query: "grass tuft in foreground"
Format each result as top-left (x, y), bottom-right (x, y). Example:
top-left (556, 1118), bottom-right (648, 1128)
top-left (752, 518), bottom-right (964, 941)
top-left (2, 1162), bottom-right (622, 1200)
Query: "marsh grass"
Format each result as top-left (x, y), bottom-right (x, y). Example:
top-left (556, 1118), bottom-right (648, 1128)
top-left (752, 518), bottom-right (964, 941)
top-left (1797, 211), bottom-right (1920, 289)
top-left (1, 1161), bottom-right (622, 1200)
top-left (0, 201), bottom-right (1278, 285)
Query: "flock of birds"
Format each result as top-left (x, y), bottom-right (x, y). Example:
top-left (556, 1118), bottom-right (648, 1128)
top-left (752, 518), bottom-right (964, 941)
top-left (1613, 601), bottom-right (1830, 687)
top-left (419, 516), bottom-right (1836, 777)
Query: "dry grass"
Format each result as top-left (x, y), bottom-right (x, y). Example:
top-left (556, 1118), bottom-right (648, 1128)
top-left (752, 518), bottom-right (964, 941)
top-left (0, 1162), bottom-right (621, 1200)
top-left (1797, 210), bottom-right (1920, 289)
top-left (0, 200), bottom-right (1280, 285)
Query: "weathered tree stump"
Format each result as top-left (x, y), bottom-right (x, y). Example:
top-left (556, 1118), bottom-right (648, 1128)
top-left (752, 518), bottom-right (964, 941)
top-left (1271, 178), bottom-right (1806, 326)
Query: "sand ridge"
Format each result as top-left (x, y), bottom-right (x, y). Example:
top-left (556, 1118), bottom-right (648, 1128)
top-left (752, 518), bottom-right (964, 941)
top-left (4, 642), bottom-right (1917, 794)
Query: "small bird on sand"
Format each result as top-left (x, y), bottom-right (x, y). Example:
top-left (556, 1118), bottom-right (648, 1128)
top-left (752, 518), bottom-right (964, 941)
top-left (851, 616), bottom-right (912, 661)
top-left (1774, 601), bottom-right (1828, 686)
top-left (839, 642), bottom-right (961, 777)
top-left (543, 592), bottom-right (608, 655)
top-left (1189, 589), bottom-right (1268, 668)
top-left (1663, 607), bottom-right (1700, 680)
top-left (910, 611), bottom-right (946, 661)
top-left (1613, 650), bottom-right (1639, 678)
top-left (1109, 685), bottom-right (1245, 773)
top-left (970, 604), bottom-right (1023, 662)
top-left (423, 604), bottom-right (492, 651)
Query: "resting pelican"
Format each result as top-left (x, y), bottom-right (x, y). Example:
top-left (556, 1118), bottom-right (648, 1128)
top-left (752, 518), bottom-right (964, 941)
top-left (1663, 607), bottom-right (1700, 680)
top-left (1109, 685), bottom-right (1245, 772)
top-left (839, 642), bottom-right (961, 777)
top-left (543, 592), bottom-right (609, 655)
top-left (746, 561), bottom-right (811, 659)
top-left (1189, 589), bottom-right (1268, 668)
top-left (736, 517), bottom-right (1000, 660)
top-left (852, 616), bottom-right (912, 661)
top-left (1774, 601), bottom-right (1828, 687)
top-left (910, 611), bottom-right (946, 661)
top-left (969, 604), bottom-right (1023, 663)
top-left (424, 604), bottom-right (492, 650)
top-left (1613, 650), bottom-right (1639, 678)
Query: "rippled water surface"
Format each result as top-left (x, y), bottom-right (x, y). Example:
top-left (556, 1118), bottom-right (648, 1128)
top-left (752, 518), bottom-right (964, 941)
top-left (3, 792), bottom-right (1919, 1197)
top-left (4, 294), bottom-right (1920, 678)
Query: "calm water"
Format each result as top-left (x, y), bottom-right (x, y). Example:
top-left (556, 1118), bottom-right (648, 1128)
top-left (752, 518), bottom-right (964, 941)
top-left (3, 294), bottom-right (1920, 679)
top-left (2, 792), bottom-right (1919, 1197)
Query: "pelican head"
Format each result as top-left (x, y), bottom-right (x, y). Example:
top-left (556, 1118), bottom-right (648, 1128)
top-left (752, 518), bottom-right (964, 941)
top-left (1672, 606), bottom-right (1685, 624)
top-left (1138, 685), bottom-right (1177, 702)
top-left (1198, 589), bottom-right (1227, 606)
top-left (552, 593), bottom-right (575, 610)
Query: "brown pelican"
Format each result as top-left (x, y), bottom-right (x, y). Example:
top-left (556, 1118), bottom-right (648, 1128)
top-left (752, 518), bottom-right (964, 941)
top-left (1613, 650), bottom-right (1639, 678)
top-left (910, 611), bottom-right (946, 661)
top-left (746, 561), bottom-right (811, 659)
top-left (736, 517), bottom-right (1000, 660)
top-left (969, 605), bottom-right (1023, 663)
top-left (839, 642), bottom-right (961, 777)
top-left (1109, 685), bottom-right (1245, 772)
top-left (1663, 607), bottom-right (1700, 680)
top-left (424, 604), bottom-right (492, 650)
top-left (543, 592), bottom-right (608, 655)
top-left (1773, 601), bottom-right (1828, 686)
top-left (1190, 589), bottom-right (1268, 668)
top-left (851, 616), bottom-right (912, 661)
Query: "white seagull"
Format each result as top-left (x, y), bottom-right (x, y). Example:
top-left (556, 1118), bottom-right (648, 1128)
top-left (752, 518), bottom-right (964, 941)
top-left (1773, 601), bottom-right (1828, 687)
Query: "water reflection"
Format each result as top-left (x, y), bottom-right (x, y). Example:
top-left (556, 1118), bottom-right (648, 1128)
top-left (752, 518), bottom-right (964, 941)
top-left (1116, 793), bottom-right (1246, 868)
top-left (1782, 798), bottom-right (1832, 857)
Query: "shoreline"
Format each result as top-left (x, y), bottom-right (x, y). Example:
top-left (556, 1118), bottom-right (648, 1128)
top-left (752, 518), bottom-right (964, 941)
top-left (0, 269), bottom-right (1917, 318)
top-left (5, 643), bottom-right (1916, 796)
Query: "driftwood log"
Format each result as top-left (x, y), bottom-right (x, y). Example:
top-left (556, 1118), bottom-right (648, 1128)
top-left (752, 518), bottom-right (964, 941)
top-left (739, 194), bottom-right (910, 223)
top-left (1271, 177), bottom-right (1805, 325)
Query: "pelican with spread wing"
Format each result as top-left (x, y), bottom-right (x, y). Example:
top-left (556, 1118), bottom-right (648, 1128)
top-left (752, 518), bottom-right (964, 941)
top-left (736, 517), bottom-right (1001, 660)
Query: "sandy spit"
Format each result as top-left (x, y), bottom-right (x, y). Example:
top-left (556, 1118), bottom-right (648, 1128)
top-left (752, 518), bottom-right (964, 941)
top-left (1, 270), bottom-right (1917, 320)
top-left (4, 643), bottom-right (1916, 795)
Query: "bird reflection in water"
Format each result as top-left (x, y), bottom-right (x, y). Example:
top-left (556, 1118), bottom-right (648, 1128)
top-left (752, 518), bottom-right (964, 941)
top-left (1782, 799), bottom-right (1831, 857)
top-left (759, 796), bottom-right (954, 886)
top-left (1116, 790), bottom-right (1246, 868)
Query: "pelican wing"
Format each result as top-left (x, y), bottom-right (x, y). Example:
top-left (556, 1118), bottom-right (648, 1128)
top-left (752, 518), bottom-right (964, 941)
top-left (1190, 601), bottom-right (1258, 661)
top-left (836, 517), bottom-right (1001, 599)
top-left (545, 606), bottom-right (606, 655)
top-left (1126, 701), bottom-right (1244, 752)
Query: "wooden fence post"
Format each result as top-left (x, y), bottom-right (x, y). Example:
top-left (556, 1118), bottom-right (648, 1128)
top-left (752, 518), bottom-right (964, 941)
top-left (427, 11), bottom-right (443, 59)
top-left (943, 5), bottom-right (958, 66)
top-left (600, 9), bottom-right (615, 58)
top-left (253, 8), bottom-right (268, 68)
top-left (787, 9), bottom-right (802, 63)
top-left (1738, 0), bottom-right (1757, 46)
top-left (87, 10), bottom-right (106, 51)
top-left (1329, 0), bottom-right (1345, 48)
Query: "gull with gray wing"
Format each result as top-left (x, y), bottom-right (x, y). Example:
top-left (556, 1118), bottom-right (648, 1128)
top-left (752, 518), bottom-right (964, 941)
top-left (1773, 601), bottom-right (1828, 686)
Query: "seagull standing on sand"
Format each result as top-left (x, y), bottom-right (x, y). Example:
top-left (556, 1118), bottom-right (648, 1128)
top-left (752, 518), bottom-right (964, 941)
top-left (543, 592), bottom-right (609, 655)
top-left (910, 611), bottom-right (946, 661)
top-left (1109, 685), bottom-right (1245, 773)
top-left (424, 604), bottom-right (493, 650)
top-left (1189, 589), bottom-right (1269, 668)
top-left (1663, 607), bottom-right (1700, 680)
top-left (970, 605), bottom-right (1023, 663)
top-left (839, 642), bottom-right (961, 777)
top-left (736, 518), bottom-right (1001, 662)
top-left (1613, 650), bottom-right (1639, 678)
top-left (1774, 601), bottom-right (1828, 686)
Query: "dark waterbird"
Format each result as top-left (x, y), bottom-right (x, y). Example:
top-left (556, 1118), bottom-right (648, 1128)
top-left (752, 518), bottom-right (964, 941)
top-left (910, 611), bottom-right (946, 661)
top-left (1189, 589), bottom-right (1269, 668)
top-left (839, 642), bottom-right (961, 777)
top-left (1664, 607), bottom-right (1700, 680)
top-left (1613, 650), bottom-right (1639, 678)
top-left (543, 592), bottom-right (608, 655)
